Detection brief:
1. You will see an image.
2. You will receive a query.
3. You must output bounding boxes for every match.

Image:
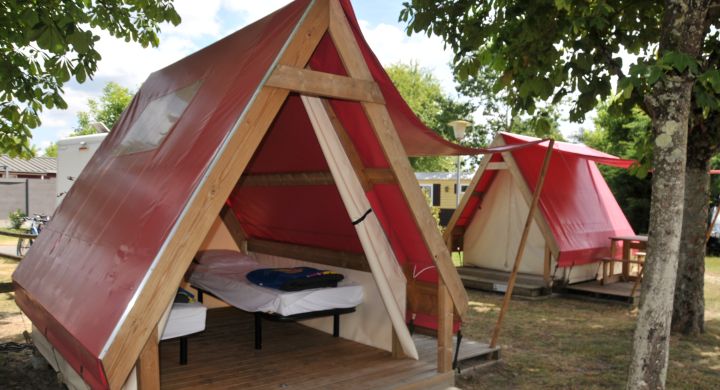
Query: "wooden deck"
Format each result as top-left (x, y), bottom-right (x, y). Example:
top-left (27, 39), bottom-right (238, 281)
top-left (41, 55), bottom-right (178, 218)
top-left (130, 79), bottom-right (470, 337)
top-left (160, 308), bottom-right (459, 389)
top-left (561, 280), bottom-right (639, 304)
top-left (457, 266), bottom-right (550, 298)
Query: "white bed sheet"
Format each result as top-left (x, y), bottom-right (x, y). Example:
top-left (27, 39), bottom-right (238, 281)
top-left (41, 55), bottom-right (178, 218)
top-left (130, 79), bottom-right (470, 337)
top-left (189, 262), bottom-right (364, 316)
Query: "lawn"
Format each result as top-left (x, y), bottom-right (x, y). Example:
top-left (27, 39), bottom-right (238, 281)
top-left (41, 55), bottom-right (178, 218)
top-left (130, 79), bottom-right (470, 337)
top-left (457, 257), bottom-right (720, 389)
top-left (0, 258), bottom-right (28, 343)
top-left (0, 235), bottom-right (18, 246)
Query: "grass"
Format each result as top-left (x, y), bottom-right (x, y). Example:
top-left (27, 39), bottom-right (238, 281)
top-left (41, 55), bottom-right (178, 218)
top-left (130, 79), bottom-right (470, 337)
top-left (457, 257), bottom-right (720, 389)
top-left (452, 251), bottom-right (464, 267)
top-left (0, 236), bottom-right (17, 246)
top-left (0, 227), bottom-right (28, 246)
top-left (0, 258), bottom-right (27, 343)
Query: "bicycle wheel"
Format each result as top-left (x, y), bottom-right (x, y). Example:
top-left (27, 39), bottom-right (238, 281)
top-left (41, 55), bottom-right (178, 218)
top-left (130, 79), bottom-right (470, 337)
top-left (16, 238), bottom-right (32, 257)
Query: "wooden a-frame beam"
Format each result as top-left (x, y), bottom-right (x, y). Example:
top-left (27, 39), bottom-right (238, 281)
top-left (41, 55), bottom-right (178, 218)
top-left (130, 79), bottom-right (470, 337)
top-left (220, 204), bottom-right (248, 253)
top-left (100, 1), bottom-right (331, 387)
top-left (302, 94), bottom-right (418, 359)
top-left (443, 137), bottom-right (503, 250)
top-left (327, 0), bottom-right (469, 318)
top-left (267, 65), bottom-right (385, 104)
top-left (320, 99), bottom-right (374, 192)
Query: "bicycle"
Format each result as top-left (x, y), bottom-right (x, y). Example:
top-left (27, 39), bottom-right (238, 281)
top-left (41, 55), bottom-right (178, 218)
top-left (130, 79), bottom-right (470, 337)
top-left (16, 214), bottom-right (50, 257)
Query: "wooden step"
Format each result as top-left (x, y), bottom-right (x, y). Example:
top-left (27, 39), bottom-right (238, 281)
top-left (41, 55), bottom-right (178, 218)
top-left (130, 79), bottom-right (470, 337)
top-left (457, 266), bottom-right (549, 297)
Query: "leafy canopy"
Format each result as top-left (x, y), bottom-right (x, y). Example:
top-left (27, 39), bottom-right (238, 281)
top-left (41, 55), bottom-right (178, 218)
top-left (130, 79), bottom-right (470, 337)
top-left (0, 0), bottom-right (180, 158)
top-left (41, 81), bottom-right (133, 157)
top-left (455, 57), bottom-right (565, 142)
top-left (400, 1), bottom-right (719, 126)
top-left (43, 142), bottom-right (57, 157)
top-left (73, 82), bottom-right (133, 135)
top-left (580, 101), bottom-right (652, 233)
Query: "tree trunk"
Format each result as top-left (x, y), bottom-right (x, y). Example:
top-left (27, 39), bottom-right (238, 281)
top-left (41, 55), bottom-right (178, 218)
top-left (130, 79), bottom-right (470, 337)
top-left (627, 1), bottom-right (709, 389)
top-left (672, 117), bottom-right (720, 335)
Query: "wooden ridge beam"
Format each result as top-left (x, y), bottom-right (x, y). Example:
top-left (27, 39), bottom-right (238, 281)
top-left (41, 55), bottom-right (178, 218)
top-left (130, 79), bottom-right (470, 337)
top-left (241, 172), bottom-right (335, 187)
top-left (247, 238), bottom-right (370, 272)
top-left (238, 170), bottom-right (396, 187)
top-left (365, 168), bottom-right (396, 185)
top-left (267, 65), bottom-right (385, 104)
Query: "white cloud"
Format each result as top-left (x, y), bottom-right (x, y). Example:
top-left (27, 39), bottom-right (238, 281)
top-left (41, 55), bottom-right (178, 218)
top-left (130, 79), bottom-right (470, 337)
top-left (165, 0), bottom-right (223, 38)
top-left (92, 31), bottom-right (197, 86)
top-left (359, 20), bottom-right (457, 93)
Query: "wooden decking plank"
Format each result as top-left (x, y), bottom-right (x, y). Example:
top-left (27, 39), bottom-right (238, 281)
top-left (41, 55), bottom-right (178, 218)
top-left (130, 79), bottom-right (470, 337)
top-left (200, 343), bottom-right (385, 389)
top-left (159, 308), bottom-right (450, 389)
top-left (562, 280), bottom-right (639, 304)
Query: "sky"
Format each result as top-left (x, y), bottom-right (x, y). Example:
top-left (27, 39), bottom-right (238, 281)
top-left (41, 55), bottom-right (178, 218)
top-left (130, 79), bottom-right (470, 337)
top-left (32, 0), bottom-right (594, 153)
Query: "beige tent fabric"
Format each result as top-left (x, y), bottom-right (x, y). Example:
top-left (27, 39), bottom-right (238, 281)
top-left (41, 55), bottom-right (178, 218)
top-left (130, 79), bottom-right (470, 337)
top-left (463, 170), bottom-right (546, 275)
top-left (462, 170), bottom-right (601, 283)
top-left (253, 252), bottom-right (394, 351)
top-left (302, 95), bottom-right (418, 360)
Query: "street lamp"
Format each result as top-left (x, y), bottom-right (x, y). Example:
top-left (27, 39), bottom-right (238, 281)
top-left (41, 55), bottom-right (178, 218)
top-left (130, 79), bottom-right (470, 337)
top-left (91, 122), bottom-right (110, 133)
top-left (448, 120), bottom-right (471, 207)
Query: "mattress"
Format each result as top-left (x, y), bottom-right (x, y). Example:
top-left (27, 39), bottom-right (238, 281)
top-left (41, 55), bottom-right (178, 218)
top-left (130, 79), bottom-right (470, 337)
top-left (189, 261), bottom-right (364, 317)
top-left (161, 302), bottom-right (207, 340)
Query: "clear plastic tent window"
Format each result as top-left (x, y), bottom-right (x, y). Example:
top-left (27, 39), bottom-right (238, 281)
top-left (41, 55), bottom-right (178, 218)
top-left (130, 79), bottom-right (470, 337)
top-left (115, 81), bottom-right (201, 155)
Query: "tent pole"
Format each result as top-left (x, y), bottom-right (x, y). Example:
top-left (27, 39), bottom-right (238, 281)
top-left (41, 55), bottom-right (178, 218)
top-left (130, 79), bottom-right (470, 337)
top-left (437, 278), bottom-right (453, 372)
top-left (705, 196), bottom-right (720, 244)
top-left (489, 140), bottom-right (554, 348)
top-left (136, 325), bottom-right (159, 390)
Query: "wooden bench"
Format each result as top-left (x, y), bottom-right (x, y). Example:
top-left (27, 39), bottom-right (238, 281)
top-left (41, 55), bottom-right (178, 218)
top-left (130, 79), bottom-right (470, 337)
top-left (598, 257), bottom-right (645, 286)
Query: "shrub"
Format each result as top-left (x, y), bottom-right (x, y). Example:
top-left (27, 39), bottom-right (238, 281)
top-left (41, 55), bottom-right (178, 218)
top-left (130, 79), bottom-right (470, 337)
top-left (9, 209), bottom-right (26, 229)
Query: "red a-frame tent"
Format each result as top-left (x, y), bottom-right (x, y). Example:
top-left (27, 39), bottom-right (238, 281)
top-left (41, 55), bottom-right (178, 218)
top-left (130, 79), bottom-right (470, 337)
top-left (13, 1), bottom-right (470, 388)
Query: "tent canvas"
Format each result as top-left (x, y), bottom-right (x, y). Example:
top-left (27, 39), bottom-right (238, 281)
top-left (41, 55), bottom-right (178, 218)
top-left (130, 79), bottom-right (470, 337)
top-left (445, 132), bottom-right (635, 284)
top-left (12, 1), bottom-right (469, 388)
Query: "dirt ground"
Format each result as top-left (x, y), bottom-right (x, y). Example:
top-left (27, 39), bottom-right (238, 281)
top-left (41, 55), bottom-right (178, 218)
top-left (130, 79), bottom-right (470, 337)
top-left (1, 257), bottom-right (719, 389)
top-left (0, 259), bottom-right (60, 389)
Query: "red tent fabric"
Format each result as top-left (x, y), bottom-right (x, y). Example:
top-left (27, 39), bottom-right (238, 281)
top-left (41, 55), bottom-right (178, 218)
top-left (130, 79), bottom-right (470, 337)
top-left (13, 1), bottom-right (465, 388)
top-left (454, 132), bottom-right (635, 267)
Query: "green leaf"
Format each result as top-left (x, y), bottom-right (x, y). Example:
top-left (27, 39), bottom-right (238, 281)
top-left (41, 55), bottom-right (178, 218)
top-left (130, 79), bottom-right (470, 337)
top-left (661, 51), bottom-right (698, 74)
top-left (647, 65), bottom-right (663, 85)
top-left (623, 83), bottom-right (633, 99)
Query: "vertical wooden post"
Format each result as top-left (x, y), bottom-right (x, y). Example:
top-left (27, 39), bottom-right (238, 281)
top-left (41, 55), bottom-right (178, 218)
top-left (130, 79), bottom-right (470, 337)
top-left (391, 328), bottom-right (403, 359)
top-left (543, 244), bottom-right (552, 288)
top-left (437, 278), bottom-right (453, 373)
top-left (489, 140), bottom-right (554, 348)
top-left (137, 326), bottom-right (160, 390)
top-left (622, 239), bottom-right (631, 280)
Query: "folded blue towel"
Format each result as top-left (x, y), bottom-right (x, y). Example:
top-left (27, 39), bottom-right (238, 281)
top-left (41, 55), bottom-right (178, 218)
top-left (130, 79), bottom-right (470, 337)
top-left (246, 267), bottom-right (344, 291)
